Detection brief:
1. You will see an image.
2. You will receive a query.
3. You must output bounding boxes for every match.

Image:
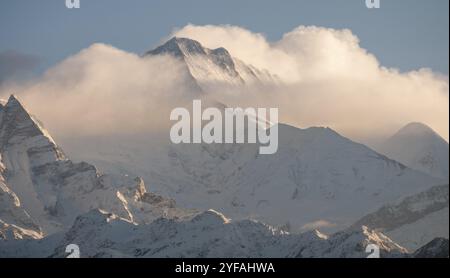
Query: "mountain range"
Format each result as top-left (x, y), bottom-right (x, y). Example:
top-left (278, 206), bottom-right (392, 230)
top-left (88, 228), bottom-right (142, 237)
top-left (0, 96), bottom-right (446, 257)
top-left (0, 37), bottom-right (448, 258)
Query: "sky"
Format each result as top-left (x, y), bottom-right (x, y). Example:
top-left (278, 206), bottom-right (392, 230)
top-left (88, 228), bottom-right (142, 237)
top-left (0, 0), bottom-right (449, 76)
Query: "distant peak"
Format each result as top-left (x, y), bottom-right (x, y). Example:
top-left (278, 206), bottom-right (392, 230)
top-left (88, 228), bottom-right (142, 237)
top-left (403, 122), bottom-right (432, 130)
top-left (396, 122), bottom-right (437, 137)
top-left (168, 36), bottom-right (197, 44)
top-left (147, 37), bottom-right (207, 57)
top-left (1, 94), bottom-right (62, 153)
top-left (5, 94), bottom-right (31, 116)
top-left (6, 94), bottom-right (20, 106)
top-left (147, 37), bottom-right (235, 62)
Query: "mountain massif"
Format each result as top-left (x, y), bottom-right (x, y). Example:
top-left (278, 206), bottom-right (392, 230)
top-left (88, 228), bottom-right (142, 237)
top-left (0, 37), bottom-right (448, 258)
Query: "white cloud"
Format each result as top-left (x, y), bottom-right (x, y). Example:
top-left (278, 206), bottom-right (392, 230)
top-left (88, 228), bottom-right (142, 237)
top-left (1, 43), bottom-right (197, 136)
top-left (1, 24), bottom-right (448, 144)
top-left (173, 24), bottom-right (449, 142)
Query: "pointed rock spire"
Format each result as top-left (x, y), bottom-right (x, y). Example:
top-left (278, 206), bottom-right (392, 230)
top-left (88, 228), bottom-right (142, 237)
top-left (0, 94), bottom-right (65, 162)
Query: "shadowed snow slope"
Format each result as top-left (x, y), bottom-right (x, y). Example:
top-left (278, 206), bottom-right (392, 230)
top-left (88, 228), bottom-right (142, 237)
top-left (413, 237), bottom-right (449, 258)
top-left (0, 96), bottom-right (191, 235)
top-left (379, 122), bottom-right (449, 180)
top-left (351, 184), bottom-right (449, 250)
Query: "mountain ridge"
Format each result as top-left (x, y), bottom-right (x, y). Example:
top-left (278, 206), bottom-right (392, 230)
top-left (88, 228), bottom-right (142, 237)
top-left (65, 121), bottom-right (445, 233)
top-left (0, 95), bottom-right (192, 235)
top-left (145, 37), bottom-right (278, 91)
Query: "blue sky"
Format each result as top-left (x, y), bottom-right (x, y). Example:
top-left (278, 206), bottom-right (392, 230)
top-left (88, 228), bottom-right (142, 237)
top-left (0, 0), bottom-right (448, 75)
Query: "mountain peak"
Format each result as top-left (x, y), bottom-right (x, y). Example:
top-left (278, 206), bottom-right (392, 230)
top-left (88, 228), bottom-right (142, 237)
top-left (147, 37), bottom-right (207, 58)
top-left (145, 37), bottom-right (277, 89)
top-left (5, 94), bottom-right (23, 110)
top-left (396, 122), bottom-right (438, 137)
top-left (7, 94), bottom-right (19, 102)
top-left (0, 94), bottom-right (65, 164)
top-left (151, 37), bottom-right (234, 61)
top-left (1, 95), bottom-right (46, 142)
top-left (380, 122), bottom-right (449, 179)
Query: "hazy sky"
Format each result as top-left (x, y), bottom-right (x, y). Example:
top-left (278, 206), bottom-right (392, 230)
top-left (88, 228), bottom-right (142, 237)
top-left (0, 0), bottom-right (448, 76)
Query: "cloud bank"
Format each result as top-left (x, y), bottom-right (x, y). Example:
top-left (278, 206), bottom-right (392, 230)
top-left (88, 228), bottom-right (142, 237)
top-left (1, 44), bottom-right (197, 136)
top-left (0, 24), bottom-right (448, 144)
top-left (173, 24), bottom-right (449, 142)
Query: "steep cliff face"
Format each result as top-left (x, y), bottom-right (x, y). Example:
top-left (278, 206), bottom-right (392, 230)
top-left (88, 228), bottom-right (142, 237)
top-left (0, 96), bottom-right (191, 235)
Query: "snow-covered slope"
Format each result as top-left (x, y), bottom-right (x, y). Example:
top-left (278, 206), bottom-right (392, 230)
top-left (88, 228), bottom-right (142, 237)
top-left (0, 208), bottom-right (408, 258)
top-left (0, 96), bottom-right (444, 258)
top-left (0, 98), bottom-right (44, 239)
top-left (379, 122), bottom-right (449, 180)
top-left (63, 124), bottom-right (444, 234)
top-left (201, 124), bottom-right (443, 232)
top-left (413, 238), bottom-right (449, 258)
top-left (145, 37), bottom-right (277, 91)
top-left (0, 96), bottom-right (191, 234)
top-left (0, 170), bottom-right (40, 234)
top-left (351, 184), bottom-right (449, 251)
top-left (1, 161), bottom-right (42, 241)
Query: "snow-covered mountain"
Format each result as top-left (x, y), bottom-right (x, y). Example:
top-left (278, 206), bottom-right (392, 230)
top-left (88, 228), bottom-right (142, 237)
top-left (351, 184), bottom-right (449, 250)
top-left (378, 122), bottom-right (449, 180)
top-left (63, 124), bottom-right (445, 234)
top-left (0, 96), bottom-right (191, 235)
top-left (0, 208), bottom-right (408, 258)
top-left (145, 37), bottom-right (278, 91)
top-left (0, 96), bottom-right (446, 258)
